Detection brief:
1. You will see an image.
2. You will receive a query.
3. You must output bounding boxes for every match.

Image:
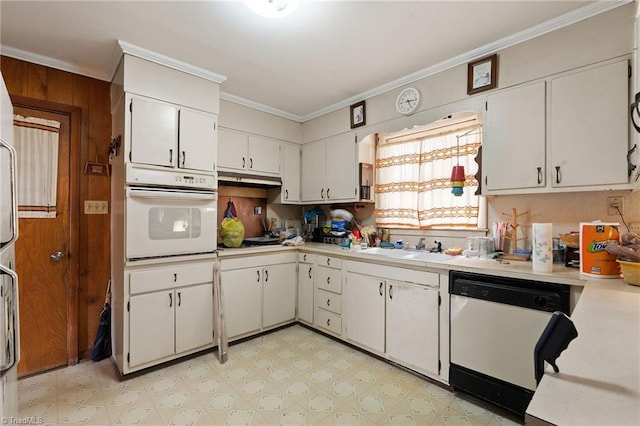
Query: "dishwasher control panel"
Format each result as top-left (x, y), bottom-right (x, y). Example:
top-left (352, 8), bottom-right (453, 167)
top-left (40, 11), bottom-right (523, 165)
top-left (449, 271), bottom-right (570, 313)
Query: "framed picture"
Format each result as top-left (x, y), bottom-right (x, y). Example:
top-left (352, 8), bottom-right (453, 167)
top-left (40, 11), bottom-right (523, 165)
top-left (467, 54), bottom-right (498, 95)
top-left (350, 100), bottom-right (366, 129)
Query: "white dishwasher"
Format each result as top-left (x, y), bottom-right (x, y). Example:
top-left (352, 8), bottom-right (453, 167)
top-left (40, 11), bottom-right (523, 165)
top-left (449, 270), bottom-right (570, 416)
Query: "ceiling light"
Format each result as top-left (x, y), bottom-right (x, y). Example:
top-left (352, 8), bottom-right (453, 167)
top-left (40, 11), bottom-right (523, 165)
top-left (244, 0), bottom-right (299, 18)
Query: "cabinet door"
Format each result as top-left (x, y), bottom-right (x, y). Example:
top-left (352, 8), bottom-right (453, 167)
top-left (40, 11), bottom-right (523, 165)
top-left (386, 281), bottom-right (439, 375)
top-left (221, 269), bottom-right (262, 338)
top-left (175, 283), bottom-right (214, 354)
top-left (130, 97), bottom-right (178, 167)
top-left (178, 108), bottom-right (217, 172)
top-left (301, 141), bottom-right (326, 202)
top-left (248, 136), bottom-right (281, 175)
top-left (550, 61), bottom-right (628, 188)
top-left (218, 128), bottom-right (249, 171)
top-left (129, 291), bottom-right (175, 367)
top-left (483, 82), bottom-right (546, 191)
top-left (345, 273), bottom-right (385, 353)
top-left (297, 263), bottom-right (314, 324)
top-left (325, 133), bottom-right (358, 201)
top-left (282, 144), bottom-right (301, 203)
top-left (263, 263), bottom-right (296, 328)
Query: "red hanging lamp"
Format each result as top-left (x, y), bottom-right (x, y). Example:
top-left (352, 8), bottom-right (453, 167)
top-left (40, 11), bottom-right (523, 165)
top-left (450, 133), bottom-right (465, 196)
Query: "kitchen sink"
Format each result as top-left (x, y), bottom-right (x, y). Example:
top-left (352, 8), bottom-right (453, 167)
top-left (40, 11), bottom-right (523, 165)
top-left (360, 247), bottom-right (453, 262)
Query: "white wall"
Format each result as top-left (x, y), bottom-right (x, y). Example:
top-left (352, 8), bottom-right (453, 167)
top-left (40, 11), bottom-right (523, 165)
top-left (219, 98), bottom-right (302, 143)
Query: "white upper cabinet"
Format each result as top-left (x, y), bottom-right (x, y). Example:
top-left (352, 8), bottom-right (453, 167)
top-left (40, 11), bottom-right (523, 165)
top-left (178, 108), bottom-right (218, 172)
top-left (483, 59), bottom-right (630, 194)
top-left (281, 144), bottom-right (301, 203)
top-left (218, 129), bottom-right (281, 176)
top-left (549, 60), bottom-right (628, 188)
top-left (483, 82), bottom-right (546, 192)
top-left (129, 95), bottom-right (217, 173)
top-left (301, 132), bottom-right (358, 203)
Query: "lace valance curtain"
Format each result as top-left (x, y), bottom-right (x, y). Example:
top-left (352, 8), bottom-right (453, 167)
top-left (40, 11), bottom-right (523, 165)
top-left (375, 123), bottom-right (481, 229)
top-left (13, 115), bottom-right (60, 218)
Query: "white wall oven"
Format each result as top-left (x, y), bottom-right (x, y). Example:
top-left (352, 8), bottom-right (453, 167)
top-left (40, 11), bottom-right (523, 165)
top-left (124, 165), bottom-right (217, 261)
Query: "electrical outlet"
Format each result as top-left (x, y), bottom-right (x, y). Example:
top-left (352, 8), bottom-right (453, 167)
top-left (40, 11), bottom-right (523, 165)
top-left (84, 200), bottom-right (108, 214)
top-left (607, 196), bottom-right (624, 215)
top-left (629, 222), bottom-right (640, 234)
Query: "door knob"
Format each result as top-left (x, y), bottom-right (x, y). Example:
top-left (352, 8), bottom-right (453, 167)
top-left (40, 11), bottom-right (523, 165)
top-left (50, 251), bottom-right (65, 262)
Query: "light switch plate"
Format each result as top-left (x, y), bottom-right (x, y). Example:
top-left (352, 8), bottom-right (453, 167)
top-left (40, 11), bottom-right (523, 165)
top-left (84, 200), bottom-right (108, 214)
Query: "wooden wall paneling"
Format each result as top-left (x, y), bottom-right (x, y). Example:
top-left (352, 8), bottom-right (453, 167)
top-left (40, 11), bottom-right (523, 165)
top-left (27, 62), bottom-right (47, 100)
top-left (1, 56), bottom-right (28, 96)
top-left (2, 55), bottom-right (112, 361)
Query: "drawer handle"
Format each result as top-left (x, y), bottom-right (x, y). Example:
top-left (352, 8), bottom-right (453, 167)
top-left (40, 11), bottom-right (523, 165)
top-left (265, 270), bottom-right (269, 282)
top-left (379, 282), bottom-right (383, 296)
top-left (308, 267), bottom-right (312, 279)
top-left (326, 299), bottom-right (330, 307)
top-left (303, 254), bottom-right (307, 261)
top-left (327, 318), bottom-right (331, 327)
top-left (173, 273), bottom-right (177, 282)
top-left (177, 291), bottom-right (181, 307)
top-left (257, 270), bottom-right (260, 282)
top-left (389, 285), bottom-right (393, 300)
top-left (169, 293), bottom-right (173, 307)
top-left (326, 258), bottom-right (330, 266)
top-left (327, 277), bottom-right (331, 285)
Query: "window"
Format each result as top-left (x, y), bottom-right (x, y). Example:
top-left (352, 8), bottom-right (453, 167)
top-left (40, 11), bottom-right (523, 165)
top-left (375, 114), bottom-right (482, 229)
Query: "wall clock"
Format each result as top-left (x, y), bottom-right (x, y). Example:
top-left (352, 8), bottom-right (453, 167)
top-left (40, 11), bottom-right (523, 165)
top-left (396, 87), bottom-right (421, 115)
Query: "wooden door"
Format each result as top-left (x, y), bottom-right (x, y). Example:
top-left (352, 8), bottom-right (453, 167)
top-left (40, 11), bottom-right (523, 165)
top-left (14, 107), bottom-right (70, 376)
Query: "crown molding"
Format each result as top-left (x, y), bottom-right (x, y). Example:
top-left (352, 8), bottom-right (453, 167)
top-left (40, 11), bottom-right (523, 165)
top-left (0, 45), bottom-right (111, 81)
top-left (220, 91), bottom-right (304, 122)
top-left (115, 40), bottom-right (227, 84)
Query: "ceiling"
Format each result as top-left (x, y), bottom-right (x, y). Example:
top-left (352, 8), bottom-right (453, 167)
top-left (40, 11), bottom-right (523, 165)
top-left (0, 1), bottom-right (625, 122)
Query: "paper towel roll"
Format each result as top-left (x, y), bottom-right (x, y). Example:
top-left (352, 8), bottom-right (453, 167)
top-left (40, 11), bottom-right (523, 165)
top-left (532, 223), bottom-right (553, 273)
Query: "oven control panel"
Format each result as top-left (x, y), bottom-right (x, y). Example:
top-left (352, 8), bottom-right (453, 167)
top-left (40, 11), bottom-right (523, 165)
top-left (126, 163), bottom-right (217, 190)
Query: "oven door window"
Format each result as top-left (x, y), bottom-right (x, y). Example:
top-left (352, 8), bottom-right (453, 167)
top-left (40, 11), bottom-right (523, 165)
top-left (148, 207), bottom-right (201, 240)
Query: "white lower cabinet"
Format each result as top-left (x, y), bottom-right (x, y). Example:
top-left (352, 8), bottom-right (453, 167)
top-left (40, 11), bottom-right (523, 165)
top-left (343, 261), bottom-right (442, 379)
top-left (126, 261), bottom-right (215, 371)
top-left (220, 253), bottom-right (297, 340)
top-left (386, 280), bottom-right (439, 376)
top-left (315, 256), bottom-right (343, 335)
top-left (297, 253), bottom-right (314, 324)
top-left (344, 273), bottom-right (385, 353)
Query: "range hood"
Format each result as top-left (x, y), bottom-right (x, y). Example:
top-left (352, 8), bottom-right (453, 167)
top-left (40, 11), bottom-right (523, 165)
top-left (217, 172), bottom-right (282, 187)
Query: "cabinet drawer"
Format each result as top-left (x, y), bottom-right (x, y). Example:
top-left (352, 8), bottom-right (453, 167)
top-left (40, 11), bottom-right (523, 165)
top-left (129, 262), bottom-right (213, 294)
top-left (318, 289), bottom-right (341, 314)
top-left (317, 266), bottom-right (342, 294)
top-left (316, 309), bottom-right (341, 335)
top-left (318, 255), bottom-right (341, 269)
top-left (299, 252), bottom-right (315, 263)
